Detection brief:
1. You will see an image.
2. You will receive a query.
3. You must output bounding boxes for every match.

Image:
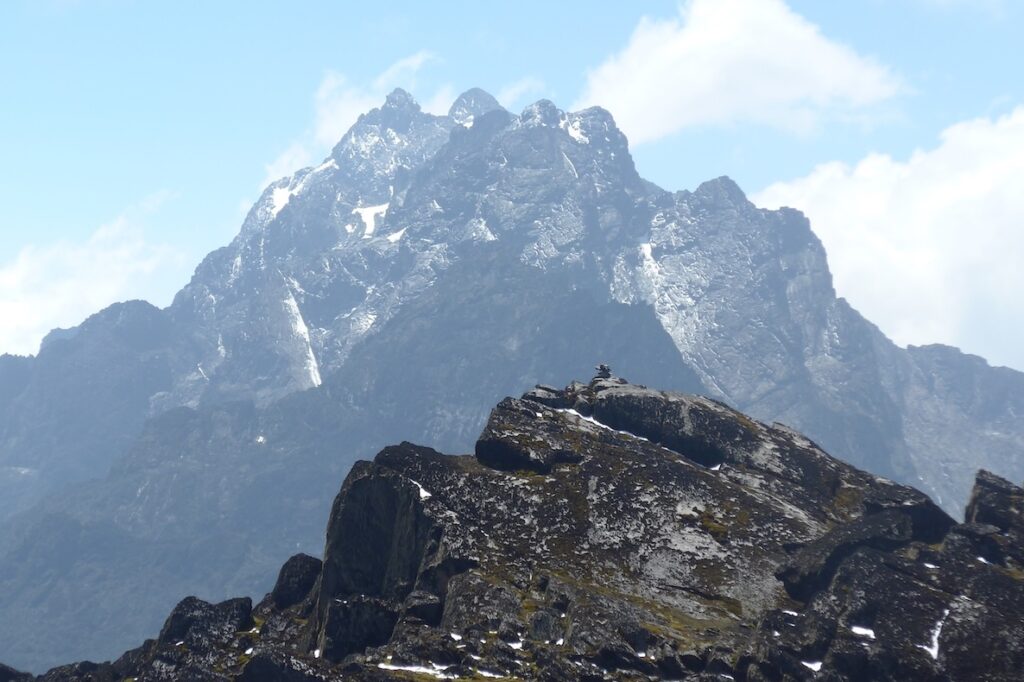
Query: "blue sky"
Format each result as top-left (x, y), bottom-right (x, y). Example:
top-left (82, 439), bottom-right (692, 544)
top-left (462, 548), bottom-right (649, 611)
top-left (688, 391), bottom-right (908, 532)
top-left (2, 0), bottom-right (1022, 369)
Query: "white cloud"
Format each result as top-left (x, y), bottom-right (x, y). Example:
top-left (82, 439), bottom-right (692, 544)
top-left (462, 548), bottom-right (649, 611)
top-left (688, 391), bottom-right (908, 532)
top-left (0, 193), bottom-right (184, 356)
top-left (262, 52), bottom-right (453, 189)
top-left (497, 77), bottom-right (546, 109)
top-left (421, 84), bottom-right (457, 116)
top-left (574, 0), bottom-right (901, 144)
top-left (311, 72), bottom-right (383, 149)
top-left (753, 106), bottom-right (1024, 370)
top-left (261, 141), bottom-right (315, 187)
top-left (372, 50), bottom-right (436, 91)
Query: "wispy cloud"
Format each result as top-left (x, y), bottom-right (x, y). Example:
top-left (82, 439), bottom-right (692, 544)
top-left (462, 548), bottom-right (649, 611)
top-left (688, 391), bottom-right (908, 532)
top-left (0, 192), bottom-right (184, 356)
top-left (754, 106), bottom-right (1024, 370)
top-left (310, 73), bottom-right (386, 150)
top-left (497, 77), bottom-right (546, 110)
top-left (262, 52), bottom-right (454, 189)
top-left (372, 50), bottom-right (437, 91)
top-left (260, 141), bottom-right (317, 188)
top-left (574, 0), bottom-right (902, 144)
top-left (421, 84), bottom-right (458, 116)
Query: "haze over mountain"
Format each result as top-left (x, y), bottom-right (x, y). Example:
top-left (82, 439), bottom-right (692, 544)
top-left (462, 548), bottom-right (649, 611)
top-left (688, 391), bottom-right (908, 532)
top-left (1, 88), bottom-right (1022, 671)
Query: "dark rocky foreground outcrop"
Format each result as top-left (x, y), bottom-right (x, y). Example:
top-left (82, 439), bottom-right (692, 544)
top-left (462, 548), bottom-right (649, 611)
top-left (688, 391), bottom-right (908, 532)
top-left (18, 376), bottom-right (1024, 680)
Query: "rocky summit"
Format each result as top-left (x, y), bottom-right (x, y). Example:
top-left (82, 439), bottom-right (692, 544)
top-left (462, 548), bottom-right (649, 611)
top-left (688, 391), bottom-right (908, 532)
top-left (17, 375), bottom-right (1024, 681)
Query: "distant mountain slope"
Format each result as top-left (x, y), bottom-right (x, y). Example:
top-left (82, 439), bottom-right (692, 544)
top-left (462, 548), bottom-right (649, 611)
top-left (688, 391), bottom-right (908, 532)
top-left (0, 301), bottom-right (200, 524)
top-left (1, 88), bottom-right (1022, 671)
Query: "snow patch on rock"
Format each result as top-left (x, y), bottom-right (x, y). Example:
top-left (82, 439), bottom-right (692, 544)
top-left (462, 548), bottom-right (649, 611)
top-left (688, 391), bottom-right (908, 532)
top-left (353, 203), bottom-right (390, 238)
top-left (282, 290), bottom-right (322, 388)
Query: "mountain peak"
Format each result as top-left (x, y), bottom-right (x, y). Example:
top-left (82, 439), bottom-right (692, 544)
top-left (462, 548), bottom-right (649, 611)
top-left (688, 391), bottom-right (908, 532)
top-left (321, 86), bottom-right (453, 202)
top-left (382, 87), bottom-right (420, 111)
top-left (448, 87), bottom-right (503, 126)
top-left (694, 175), bottom-right (749, 206)
top-left (519, 98), bottom-right (562, 127)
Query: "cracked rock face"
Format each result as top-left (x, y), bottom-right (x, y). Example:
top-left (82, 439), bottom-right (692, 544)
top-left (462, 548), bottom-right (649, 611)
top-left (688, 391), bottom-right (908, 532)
top-left (27, 377), bottom-right (1024, 680)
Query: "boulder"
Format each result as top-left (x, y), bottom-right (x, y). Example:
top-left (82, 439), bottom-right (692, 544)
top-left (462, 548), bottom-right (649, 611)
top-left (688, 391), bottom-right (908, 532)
top-left (270, 553), bottom-right (322, 609)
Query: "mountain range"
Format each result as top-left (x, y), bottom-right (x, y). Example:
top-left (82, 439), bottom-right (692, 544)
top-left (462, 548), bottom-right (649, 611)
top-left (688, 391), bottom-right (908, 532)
top-left (0, 88), bottom-right (1022, 671)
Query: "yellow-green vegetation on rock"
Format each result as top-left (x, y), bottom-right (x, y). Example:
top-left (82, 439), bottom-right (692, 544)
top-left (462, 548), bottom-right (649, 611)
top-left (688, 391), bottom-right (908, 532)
top-left (699, 510), bottom-right (730, 541)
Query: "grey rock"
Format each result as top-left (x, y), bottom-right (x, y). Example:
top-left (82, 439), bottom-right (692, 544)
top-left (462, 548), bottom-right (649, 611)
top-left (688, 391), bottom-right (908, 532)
top-left (158, 596), bottom-right (254, 647)
top-left (270, 554), bottom-right (322, 610)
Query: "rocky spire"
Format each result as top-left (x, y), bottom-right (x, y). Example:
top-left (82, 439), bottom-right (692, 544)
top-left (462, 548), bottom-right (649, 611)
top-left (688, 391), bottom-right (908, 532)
top-left (448, 87), bottom-right (504, 127)
top-left (382, 87), bottom-right (420, 112)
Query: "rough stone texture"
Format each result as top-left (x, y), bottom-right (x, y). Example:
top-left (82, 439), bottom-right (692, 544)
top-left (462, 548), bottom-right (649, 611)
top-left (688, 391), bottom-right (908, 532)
top-left (966, 469), bottom-right (1024, 531)
top-left (158, 596), bottom-right (255, 647)
top-left (270, 554), bottom-right (323, 610)
top-left (475, 397), bottom-right (587, 472)
top-left (23, 377), bottom-right (1024, 680)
